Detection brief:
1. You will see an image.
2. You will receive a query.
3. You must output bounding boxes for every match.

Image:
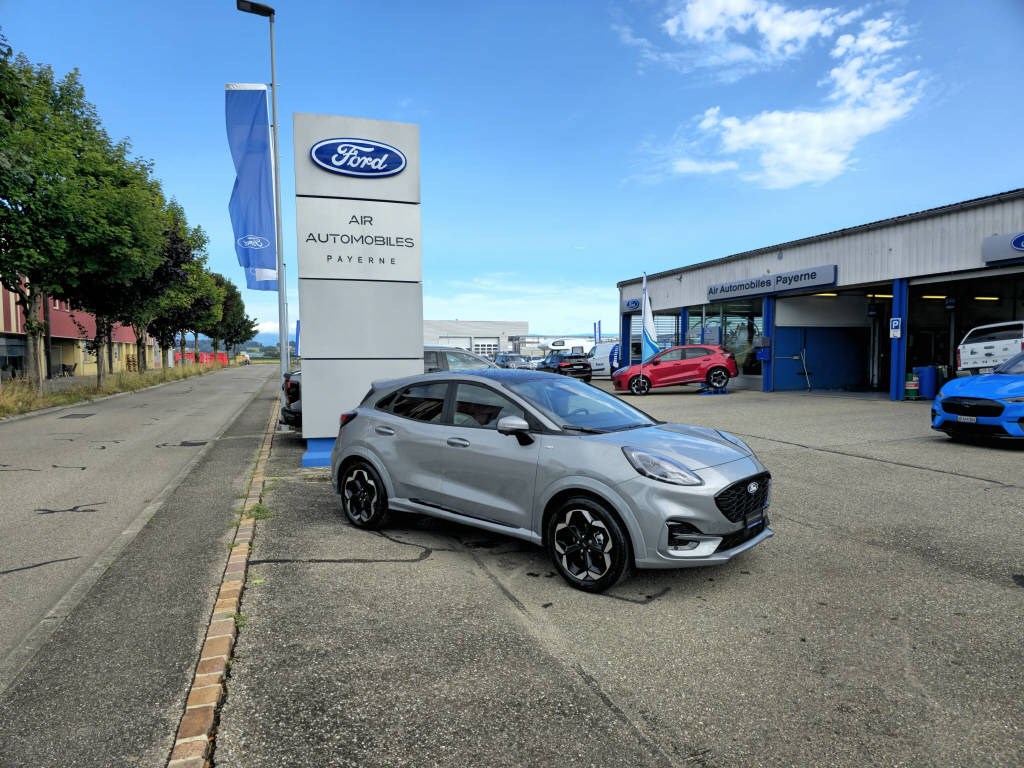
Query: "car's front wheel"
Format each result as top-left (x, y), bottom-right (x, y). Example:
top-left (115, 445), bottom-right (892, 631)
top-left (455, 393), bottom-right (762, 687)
top-left (706, 367), bottom-right (731, 389)
top-left (546, 498), bottom-right (629, 592)
top-left (339, 460), bottom-right (389, 529)
top-left (628, 375), bottom-right (651, 395)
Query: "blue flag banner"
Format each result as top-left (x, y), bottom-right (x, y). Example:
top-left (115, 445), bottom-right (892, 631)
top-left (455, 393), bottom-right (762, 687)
top-left (244, 267), bottom-right (278, 292)
top-left (226, 84), bottom-right (278, 271)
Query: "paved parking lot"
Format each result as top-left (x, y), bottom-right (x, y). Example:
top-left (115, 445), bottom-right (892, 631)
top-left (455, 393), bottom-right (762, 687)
top-left (216, 386), bottom-right (1023, 767)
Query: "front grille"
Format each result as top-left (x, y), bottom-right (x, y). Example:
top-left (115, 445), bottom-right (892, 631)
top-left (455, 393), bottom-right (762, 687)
top-left (715, 472), bottom-right (771, 523)
top-left (942, 397), bottom-right (1004, 417)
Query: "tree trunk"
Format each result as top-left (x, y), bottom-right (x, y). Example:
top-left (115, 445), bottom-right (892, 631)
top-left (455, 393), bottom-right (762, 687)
top-left (179, 333), bottom-right (187, 366)
top-left (193, 331), bottom-right (199, 364)
top-left (106, 328), bottom-right (114, 374)
top-left (22, 290), bottom-right (44, 392)
top-left (43, 294), bottom-right (53, 380)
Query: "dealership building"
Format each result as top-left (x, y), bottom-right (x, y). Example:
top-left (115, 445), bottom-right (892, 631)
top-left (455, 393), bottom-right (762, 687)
top-left (617, 189), bottom-right (1024, 400)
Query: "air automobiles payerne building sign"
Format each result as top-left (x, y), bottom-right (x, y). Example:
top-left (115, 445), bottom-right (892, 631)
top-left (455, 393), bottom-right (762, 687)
top-left (706, 265), bottom-right (837, 302)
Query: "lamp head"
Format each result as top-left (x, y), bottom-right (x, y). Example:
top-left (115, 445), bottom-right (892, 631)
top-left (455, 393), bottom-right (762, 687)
top-left (237, 1), bottom-right (274, 17)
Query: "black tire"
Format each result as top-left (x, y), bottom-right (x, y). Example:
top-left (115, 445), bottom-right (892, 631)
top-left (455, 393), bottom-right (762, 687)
top-left (583, 376), bottom-right (592, 383)
top-left (339, 460), bottom-right (390, 529)
top-left (546, 497), bottom-right (629, 593)
top-left (706, 367), bottom-right (730, 389)
top-left (628, 375), bottom-right (651, 395)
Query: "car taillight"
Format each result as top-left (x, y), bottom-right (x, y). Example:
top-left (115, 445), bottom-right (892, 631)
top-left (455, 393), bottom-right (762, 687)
top-left (339, 411), bottom-right (357, 429)
top-left (955, 349), bottom-right (961, 368)
top-left (559, 361), bottom-right (571, 367)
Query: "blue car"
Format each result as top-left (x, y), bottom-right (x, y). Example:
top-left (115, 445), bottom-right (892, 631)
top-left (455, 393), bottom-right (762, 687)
top-left (932, 351), bottom-right (1024, 441)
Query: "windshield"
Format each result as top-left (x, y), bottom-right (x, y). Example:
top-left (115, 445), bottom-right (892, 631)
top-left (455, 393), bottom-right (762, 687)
top-left (994, 351), bottom-right (1024, 375)
top-left (506, 377), bottom-right (656, 432)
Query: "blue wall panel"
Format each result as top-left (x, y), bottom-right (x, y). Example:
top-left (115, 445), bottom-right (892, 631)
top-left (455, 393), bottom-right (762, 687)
top-left (773, 327), bottom-right (870, 391)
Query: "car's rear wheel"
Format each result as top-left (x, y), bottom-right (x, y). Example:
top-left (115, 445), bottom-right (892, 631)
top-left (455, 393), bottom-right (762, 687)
top-left (628, 375), bottom-right (651, 395)
top-left (547, 497), bottom-right (629, 593)
top-left (339, 460), bottom-right (389, 529)
top-left (706, 367), bottom-right (730, 389)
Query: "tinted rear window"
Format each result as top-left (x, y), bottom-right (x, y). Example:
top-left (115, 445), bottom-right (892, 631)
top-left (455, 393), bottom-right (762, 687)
top-left (962, 323), bottom-right (1024, 344)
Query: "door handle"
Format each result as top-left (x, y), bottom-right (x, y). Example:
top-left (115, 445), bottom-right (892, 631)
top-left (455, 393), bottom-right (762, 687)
top-left (446, 437), bottom-right (471, 448)
top-left (374, 426), bottom-right (396, 436)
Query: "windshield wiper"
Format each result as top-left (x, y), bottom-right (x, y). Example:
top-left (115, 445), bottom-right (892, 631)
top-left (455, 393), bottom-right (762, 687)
top-left (560, 424), bottom-right (607, 434)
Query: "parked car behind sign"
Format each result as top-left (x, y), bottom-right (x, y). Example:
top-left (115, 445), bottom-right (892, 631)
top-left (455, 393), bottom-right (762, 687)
top-left (536, 352), bottom-right (592, 381)
top-left (932, 350), bottom-right (1024, 441)
top-left (612, 345), bottom-right (737, 395)
top-left (330, 369), bottom-right (773, 592)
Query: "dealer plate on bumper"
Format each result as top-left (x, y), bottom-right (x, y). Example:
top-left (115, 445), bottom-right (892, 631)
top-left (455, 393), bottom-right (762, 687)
top-left (745, 507), bottom-right (765, 528)
top-left (957, 415), bottom-right (978, 423)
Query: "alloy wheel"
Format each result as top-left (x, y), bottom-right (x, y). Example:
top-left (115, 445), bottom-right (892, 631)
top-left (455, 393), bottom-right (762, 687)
top-left (342, 467), bottom-right (379, 524)
top-left (629, 376), bottom-right (651, 395)
top-left (552, 508), bottom-right (614, 583)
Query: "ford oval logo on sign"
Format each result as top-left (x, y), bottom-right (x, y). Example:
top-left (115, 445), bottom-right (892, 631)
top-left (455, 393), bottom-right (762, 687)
top-left (626, 298), bottom-right (641, 311)
top-left (237, 235), bottom-right (271, 249)
top-left (310, 138), bottom-right (407, 178)
top-left (1012, 233), bottom-right (1024, 251)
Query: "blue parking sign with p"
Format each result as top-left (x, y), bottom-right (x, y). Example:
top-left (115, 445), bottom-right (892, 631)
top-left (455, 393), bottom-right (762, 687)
top-left (889, 318), bottom-right (902, 338)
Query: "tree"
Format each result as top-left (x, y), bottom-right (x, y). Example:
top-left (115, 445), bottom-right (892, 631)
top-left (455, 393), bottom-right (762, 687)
top-left (60, 136), bottom-right (166, 386)
top-left (0, 41), bottom-right (99, 389)
top-left (205, 274), bottom-right (258, 357)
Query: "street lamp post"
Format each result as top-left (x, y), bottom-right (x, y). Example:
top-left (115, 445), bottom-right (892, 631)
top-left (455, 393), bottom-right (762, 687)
top-left (236, 0), bottom-right (290, 380)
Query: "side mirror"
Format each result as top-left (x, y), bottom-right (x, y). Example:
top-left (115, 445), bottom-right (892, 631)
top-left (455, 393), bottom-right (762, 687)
top-left (496, 415), bottom-right (534, 445)
top-left (651, 359), bottom-right (661, 366)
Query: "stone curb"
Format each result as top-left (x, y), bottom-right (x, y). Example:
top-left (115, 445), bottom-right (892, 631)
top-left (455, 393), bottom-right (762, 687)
top-left (166, 398), bottom-right (279, 768)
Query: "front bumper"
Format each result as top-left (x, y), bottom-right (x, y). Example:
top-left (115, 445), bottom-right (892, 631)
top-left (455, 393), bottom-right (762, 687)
top-left (931, 399), bottom-right (1024, 439)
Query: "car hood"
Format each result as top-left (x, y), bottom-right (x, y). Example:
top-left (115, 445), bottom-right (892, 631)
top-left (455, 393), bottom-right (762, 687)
top-left (940, 374), bottom-right (1024, 400)
top-left (595, 423), bottom-right (751, 470)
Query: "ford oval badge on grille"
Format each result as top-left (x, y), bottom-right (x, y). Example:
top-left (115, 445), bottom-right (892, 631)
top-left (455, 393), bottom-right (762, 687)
top-left (747, 482), bottom-right (760, 494)
top-left (310, 138), bottom-right (406, 178)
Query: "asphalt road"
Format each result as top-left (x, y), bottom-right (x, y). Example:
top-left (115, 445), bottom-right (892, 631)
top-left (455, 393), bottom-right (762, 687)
top-left (216, 385), bottom-right (1023, 768)
top-left (0, 365), bottom-right (278, 767)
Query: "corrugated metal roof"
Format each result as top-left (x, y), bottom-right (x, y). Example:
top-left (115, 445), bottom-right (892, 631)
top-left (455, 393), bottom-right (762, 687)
top-left (618, 188), bottom-right (1024, 288)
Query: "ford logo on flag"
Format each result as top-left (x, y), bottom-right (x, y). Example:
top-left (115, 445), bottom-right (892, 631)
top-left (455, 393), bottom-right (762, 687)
top-left (625, 299), bottom-right (641, 311)
top-left (310, 138), bottom-right (407, 178)
top-left (238, 235), bottom-right (271, 249)
top-left (1012, 233), bottom-right (1024, 251)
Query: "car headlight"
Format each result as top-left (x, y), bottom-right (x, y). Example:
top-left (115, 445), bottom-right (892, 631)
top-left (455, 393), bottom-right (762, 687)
top-left (622, 447), bottom-right (703, 486)
top-left (717, 430), bottom-right (752, 453)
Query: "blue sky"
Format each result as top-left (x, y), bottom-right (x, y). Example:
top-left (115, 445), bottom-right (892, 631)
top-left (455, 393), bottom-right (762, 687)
top-left (3, 0), bottom-right (1023, 339)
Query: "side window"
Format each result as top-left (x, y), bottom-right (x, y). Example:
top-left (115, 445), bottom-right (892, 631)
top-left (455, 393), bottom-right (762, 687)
top-left (659, 349), bottom-right (683, 362)
top-left (685, 348), bottom-right (711, 359)
top-left (424, 350), bottom-right (441, 373)
top-left (447, 351), bottom-right (491, 370)
top-left (389, 382), bottom-right (448, 423)
top-left (453, 384), bottom-right (526, 429)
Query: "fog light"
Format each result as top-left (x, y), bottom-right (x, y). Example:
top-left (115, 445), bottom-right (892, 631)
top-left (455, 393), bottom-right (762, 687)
top-left (667, 521), bottom-right (703, 547)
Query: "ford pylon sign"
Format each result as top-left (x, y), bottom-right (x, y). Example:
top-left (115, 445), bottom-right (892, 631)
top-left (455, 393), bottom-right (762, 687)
top-left (310, 138), bottom-right (407, 178)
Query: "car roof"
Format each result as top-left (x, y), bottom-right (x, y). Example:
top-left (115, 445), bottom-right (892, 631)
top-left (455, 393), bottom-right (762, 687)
top-left (369, 368), bottom-right (554, 393)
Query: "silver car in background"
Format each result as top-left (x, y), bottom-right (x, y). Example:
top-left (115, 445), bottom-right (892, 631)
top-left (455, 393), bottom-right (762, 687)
top-left (330, 370), bottom-right (773, 592)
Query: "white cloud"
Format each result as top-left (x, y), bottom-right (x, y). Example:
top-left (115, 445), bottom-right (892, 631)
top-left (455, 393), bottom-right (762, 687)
top-left (641, 2), bottom-right (922, 188)
top-left (673, 157), bottom-right (739, 174)
top-left (663, 0), bottom-right (841, 71)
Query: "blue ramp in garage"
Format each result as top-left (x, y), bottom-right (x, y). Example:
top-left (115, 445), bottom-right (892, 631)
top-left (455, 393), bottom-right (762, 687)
top-left (774, 327), bottom-right (870, 391)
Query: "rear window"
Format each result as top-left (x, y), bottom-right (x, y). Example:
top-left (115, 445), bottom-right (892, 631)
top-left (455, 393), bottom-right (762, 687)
top-left (962, 323), bottom-right (1024, 344)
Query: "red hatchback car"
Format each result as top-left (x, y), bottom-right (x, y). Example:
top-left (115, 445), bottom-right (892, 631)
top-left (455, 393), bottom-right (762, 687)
top-left (612, 345), bottom-right (738, 395)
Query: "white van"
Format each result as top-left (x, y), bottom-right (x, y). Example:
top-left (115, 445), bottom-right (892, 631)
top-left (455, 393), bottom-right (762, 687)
top-left (588, 342), bottom-right (622, 378)
top-left (956, 321), bottom-right (1024, 375)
